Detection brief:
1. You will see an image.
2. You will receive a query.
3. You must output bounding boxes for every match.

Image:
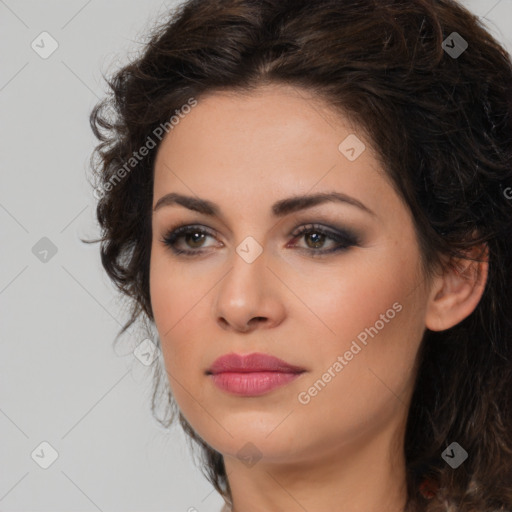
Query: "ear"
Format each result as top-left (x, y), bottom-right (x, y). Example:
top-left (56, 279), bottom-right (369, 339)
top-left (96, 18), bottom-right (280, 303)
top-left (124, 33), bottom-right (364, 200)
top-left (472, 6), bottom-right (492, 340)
top-left (425, 243), bottom-right (489, 332)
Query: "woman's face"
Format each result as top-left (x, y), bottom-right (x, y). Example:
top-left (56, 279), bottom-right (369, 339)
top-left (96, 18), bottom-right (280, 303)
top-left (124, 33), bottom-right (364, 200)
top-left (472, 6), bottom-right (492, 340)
top-left (149, 84), bottom-right (432, 466)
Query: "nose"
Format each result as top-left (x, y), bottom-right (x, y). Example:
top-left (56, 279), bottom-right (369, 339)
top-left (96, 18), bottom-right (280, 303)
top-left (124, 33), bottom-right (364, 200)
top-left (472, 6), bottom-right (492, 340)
top-left (213, 245), bottom-right (286, 333)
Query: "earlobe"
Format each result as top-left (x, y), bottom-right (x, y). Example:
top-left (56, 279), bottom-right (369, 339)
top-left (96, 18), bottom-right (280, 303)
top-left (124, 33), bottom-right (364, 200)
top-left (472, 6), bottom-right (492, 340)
top-left (425, 244), bottom-right (489, 332)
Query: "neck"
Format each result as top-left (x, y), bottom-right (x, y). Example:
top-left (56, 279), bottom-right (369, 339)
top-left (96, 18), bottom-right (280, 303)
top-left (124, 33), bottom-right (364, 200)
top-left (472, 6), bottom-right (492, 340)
top-left (223, 417), bottom-right (409, 512)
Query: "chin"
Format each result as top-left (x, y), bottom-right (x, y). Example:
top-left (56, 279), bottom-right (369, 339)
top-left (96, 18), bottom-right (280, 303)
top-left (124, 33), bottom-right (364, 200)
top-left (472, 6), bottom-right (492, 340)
top-left (194, 414), bottom-right (301, 459)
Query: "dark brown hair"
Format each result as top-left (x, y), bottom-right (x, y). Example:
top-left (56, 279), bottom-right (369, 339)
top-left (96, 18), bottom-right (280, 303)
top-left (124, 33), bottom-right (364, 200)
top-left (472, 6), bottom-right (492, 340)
top-left (85, 0), bottom-right (512, 510)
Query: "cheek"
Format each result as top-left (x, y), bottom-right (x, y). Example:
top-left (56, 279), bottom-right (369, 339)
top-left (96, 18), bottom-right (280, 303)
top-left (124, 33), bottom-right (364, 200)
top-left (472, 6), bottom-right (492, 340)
top-left (295, 249), bottom-right (426, 422)
top-left (290, 245), bottom-right (424, 346)
top-left (295, 243), bottom-right (422, 357)
top-left (149, 272), bottom-right (205, 414)
top-left (149, 247), bottom-right (200, 367)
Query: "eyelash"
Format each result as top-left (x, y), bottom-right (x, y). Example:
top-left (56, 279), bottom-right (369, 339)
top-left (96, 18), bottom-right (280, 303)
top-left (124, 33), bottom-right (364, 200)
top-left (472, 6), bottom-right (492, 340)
top-left (160, 223), bottom-right (359, 258)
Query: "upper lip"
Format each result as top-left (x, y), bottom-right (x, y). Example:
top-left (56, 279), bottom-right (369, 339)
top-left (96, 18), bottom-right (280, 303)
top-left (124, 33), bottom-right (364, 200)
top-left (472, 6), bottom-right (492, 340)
top-left (207, 352), bottom-right (306, 374)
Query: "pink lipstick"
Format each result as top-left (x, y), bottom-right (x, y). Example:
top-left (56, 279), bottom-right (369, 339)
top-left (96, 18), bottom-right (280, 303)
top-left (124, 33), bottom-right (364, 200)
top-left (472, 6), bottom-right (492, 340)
top-left (206, 352), bottom-right (305, 396)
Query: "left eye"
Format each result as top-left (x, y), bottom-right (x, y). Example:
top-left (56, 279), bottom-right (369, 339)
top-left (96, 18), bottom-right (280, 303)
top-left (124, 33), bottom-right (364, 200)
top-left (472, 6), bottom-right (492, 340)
top-left (289, 224), bottom-right (358, 254)
top-left (161, 223), bottom-right (359, 257)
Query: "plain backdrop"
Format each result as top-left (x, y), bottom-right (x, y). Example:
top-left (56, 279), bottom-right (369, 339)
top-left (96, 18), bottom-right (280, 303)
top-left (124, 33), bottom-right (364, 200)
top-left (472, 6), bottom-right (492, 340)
top-left (0, 1), bottom-right (511, 511)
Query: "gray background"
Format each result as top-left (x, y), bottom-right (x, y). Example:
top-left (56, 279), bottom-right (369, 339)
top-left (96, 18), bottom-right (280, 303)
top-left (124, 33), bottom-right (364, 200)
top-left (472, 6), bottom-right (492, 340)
top-left (0, 1), bottom-right (510, 511)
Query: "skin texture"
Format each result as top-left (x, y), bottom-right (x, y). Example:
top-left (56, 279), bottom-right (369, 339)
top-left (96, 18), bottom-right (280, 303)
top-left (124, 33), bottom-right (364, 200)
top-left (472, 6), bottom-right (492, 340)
top-left (149, 84), bottom-right (488, 512)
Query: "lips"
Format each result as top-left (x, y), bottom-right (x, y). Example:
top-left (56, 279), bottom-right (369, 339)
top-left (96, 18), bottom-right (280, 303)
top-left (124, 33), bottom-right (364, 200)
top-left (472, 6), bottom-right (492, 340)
top-left (206, 352), bottom-right (306, 396)
top-left (206, 352), bottom-right (305, 375)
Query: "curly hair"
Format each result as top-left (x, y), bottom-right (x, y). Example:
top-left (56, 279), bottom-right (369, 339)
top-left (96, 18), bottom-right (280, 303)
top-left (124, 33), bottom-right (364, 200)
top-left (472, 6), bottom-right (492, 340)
top-left (85, 0), bottom-right (512, 510)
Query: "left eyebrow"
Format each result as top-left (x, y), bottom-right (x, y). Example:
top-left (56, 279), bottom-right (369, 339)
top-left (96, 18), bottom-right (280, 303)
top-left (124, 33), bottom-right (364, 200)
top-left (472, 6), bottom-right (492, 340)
top-left (153, 191), bottom-right (376, 217)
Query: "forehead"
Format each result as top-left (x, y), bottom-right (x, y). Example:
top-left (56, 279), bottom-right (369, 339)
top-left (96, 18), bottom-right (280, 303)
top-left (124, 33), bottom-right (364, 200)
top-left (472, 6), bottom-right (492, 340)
top-left (152, 84), bottom-right (393, 221)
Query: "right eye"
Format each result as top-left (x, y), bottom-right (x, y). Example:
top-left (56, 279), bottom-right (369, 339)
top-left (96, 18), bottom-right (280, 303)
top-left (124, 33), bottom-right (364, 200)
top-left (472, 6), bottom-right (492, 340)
top-left (160, 224), bottom-right (220, 256)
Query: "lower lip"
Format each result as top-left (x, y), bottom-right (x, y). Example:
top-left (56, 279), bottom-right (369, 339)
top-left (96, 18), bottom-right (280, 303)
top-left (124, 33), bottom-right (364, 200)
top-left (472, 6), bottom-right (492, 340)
top-left (209, 371), bottom-right (304, 396)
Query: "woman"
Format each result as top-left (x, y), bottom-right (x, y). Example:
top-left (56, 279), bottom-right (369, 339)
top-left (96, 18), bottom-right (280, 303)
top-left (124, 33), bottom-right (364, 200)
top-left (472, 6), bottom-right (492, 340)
top-left (86, 0), bottom-right (512, 510)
